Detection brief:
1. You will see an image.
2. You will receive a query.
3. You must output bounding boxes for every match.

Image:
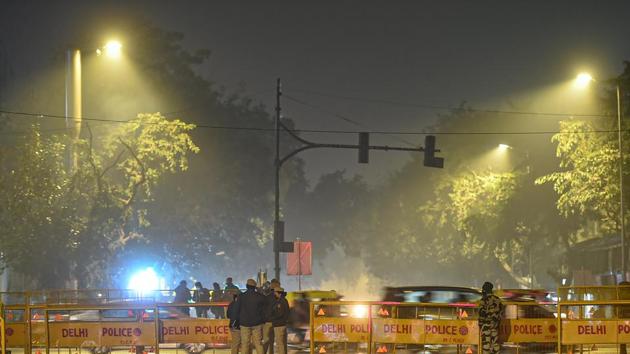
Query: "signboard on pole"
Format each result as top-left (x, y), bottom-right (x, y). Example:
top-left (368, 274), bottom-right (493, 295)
top-left (287, 240), bottom-right (312, 275)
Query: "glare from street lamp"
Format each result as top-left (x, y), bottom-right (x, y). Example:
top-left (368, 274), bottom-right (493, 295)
top-left (575, 72), bottom-right (594, 89)
top-left (97, 40), bottom-right (123, 59)
top-left (497, 144), bottom-right (511, 152)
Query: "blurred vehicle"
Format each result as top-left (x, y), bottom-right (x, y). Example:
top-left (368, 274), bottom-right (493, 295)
top-left (381, 286), bottom-right (557, 354)
top-left (382, 285), bottom-right (482, 304)
top-left (286, 290), bottom-right (343, 352)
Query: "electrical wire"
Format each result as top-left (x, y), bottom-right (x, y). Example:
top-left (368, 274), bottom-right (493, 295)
top-left (0, 108), bottom-right (624, 136)
top-left (284, 94), bottom-right (418, 147)
top-left (290, 87), bottom-right (610, 118)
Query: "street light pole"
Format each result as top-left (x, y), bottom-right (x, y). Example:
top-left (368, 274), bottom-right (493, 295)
top-left (617, 83), bottom-right (626, 280)
top-left (577, 74), bottom-right (626, 279)
top-left (65, 49), bottom-right (82, 171)
top-left (274, 78), bottom-right (282, 281)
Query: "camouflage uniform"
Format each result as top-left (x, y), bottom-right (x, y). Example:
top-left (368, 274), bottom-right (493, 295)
top-left (479, 293), bottom-right (502, 354)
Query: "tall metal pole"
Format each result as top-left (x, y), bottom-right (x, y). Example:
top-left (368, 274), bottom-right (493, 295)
top-left (618, 83), bottom-right (626, 280)
top-left (274, 78), bottom-right (282, 281)
top-left (72, 49), bottom-right (82, 143)
top-left (65, 49), bottom-right (82, 172)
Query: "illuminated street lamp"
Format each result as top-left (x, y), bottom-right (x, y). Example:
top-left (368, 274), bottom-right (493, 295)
top-left (574, 72), bottom-right (594, 89)
top-left (497, 143), bottom-right (512, 152)
top-left (96, 40), bottom-right (123, 59)
top-left (576, 72), bottom-right (626, 279)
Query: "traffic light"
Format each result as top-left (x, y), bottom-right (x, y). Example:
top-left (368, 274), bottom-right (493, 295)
top-left (358, 132), bottom-right (369, 163)
top-left (423, 135), bottom-right (444, 168)
top-left (274, 220), bottom-right (294, 253)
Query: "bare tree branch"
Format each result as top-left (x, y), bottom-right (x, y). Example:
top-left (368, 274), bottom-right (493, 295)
top-left (118, 138), bottom-right (146, 208)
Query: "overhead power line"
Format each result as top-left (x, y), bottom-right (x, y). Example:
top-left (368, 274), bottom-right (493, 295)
top-left (0, 108), bottom-right (624, 136)
top-left (284, 94), bottom-right (417, 147)
top-left (290, 88), bottom-right (610, 118)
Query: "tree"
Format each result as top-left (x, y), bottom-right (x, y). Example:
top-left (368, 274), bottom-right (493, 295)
top-left (536, 62), bottom-right (630, 241)
top-left (0, 113), bottom-right (198, 288)
top-left (536, 120), bottom-right (619, 233)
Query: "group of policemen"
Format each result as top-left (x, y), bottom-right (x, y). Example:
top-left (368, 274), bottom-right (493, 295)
top-left (227, 278), bottom-right (290, 354)
top-left (172, 277), bottom-right (289, 353)
top-left (172, 277), bottom-right (240, 318)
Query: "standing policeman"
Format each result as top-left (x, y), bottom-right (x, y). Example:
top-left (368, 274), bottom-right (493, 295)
top-left (479, 282), bottom-right (502, 354)
top-left (270, 287), bottom-right (289, 354)
top-left (227, 293), bottom-right (241, 354)
top-left (237, 279), bottom-right (265, 354)
top-left (262, 278), bottom-right (281, 354)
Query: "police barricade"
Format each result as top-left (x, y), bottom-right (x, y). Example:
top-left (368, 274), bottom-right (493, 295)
top-left (2, 301), bottom-right (231, 354)
top-left (500, 301), bottom-right (558, 354)
top-left (310, 301), bottom-right (559, 354)
top-left (558, 299), bottom-right (630, 354)
top-left (310, 301), bottom-right (480, 354)
top-left (310, 301), bottom-right (372, 353)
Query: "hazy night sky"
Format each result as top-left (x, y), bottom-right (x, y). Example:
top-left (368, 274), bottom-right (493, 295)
top-left (2, 0), bottom-right (630, 183)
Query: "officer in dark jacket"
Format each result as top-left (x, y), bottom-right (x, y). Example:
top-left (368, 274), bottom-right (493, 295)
top-left (173, 280), bottom-right (192, 316)
top-left (270, 287), bottom-right (289, 354)
top-left (193, 282), bottom-right (211, 318)
top-left (262, 279), bottom-right (281, 354)
top-left (237, 279), bottom-right (264, 354)
top-left (227, 294), bottom-right (241, 354)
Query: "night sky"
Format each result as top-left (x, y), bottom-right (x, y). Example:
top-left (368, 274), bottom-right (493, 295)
top-left (2, 0), bottom-right (630, 182)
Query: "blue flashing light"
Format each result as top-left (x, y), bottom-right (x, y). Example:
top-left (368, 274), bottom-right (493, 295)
top-left (128, 267), bottom-right (160, 292)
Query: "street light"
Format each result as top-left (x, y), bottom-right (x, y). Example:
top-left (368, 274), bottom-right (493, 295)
top-left (575, 73), bottom-right (594, 89)
top-left (65, 40), bottom-right (122, 169)
top-left (497, 143), bottom-right (512, 152)
top-left (96, 40), bottom-right (123, 59)
top-left (576, 72), bottom-right (626, 280)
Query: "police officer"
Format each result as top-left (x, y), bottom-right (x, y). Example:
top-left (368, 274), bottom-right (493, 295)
top-left (193, 281), bottom-right (211, 318)
top-left (479, 281), bottom-right (502, 354)
top-left (227, 293), bottom-right (241, 354)
top-left (269, 287), bottom-right (289, 354)
top-left (211, 282), bottom-right (226, 319)
top-left (173, 280), bottom-right (192, 316)
top-left (262, 279), bottom-right (280, 354)
top-left (236, 279), bottom-right (265, 354)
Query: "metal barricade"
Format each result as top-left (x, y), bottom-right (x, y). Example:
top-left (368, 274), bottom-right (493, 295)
top-left (310, 301), bottom-right (561, 354)
top-left (1, 297), bottom-right (231, 354)
top-left (558, 299), bottom-right (630, 354)
top-left (310, 301), bottom-right (481, 354)
top-left (500, 301), bottom-right (558, 354)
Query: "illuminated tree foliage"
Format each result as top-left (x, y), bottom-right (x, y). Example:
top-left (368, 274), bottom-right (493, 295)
top-left (0, 113), bottom-right (198, 288)
top-left (536, 120), bottom-right (620, 233)
top-left (537, 61), bottom-right (630, 240)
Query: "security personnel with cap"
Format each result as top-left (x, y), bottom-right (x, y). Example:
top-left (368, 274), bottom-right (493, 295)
top-left (236, 279), bottom-right (265, 354)
top-left (227, 293), bottom-right (241, 354)
top-left (262, 278), bottom-right (281, 354)
top-left (269, 287), bottom-right (289, 354)
top-left (479, 281), bottom-right (502, 354)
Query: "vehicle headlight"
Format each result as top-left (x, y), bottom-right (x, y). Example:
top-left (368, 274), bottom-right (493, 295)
top-left (350, 305), bottom-right (369, 318)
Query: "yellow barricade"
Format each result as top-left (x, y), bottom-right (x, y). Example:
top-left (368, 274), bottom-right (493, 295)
top-left (0, 300), bottom-right (230, 354)
top-left (558, 298), bottom-right (630, 353)
top-left (310, 301), bottom-right (559, 353)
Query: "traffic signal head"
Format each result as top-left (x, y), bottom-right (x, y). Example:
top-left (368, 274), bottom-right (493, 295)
top-left (423, 135), bottom-right (444, 168)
